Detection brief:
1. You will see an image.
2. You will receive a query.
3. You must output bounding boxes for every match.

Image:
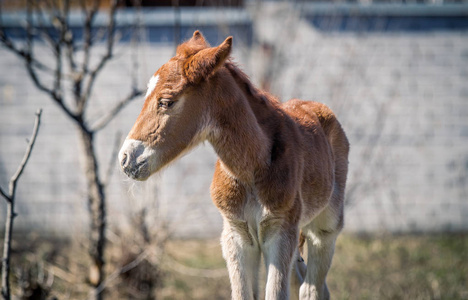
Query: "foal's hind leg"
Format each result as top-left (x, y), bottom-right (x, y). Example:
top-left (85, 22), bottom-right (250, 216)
top-left (299, 205), bottom-right (343, 300)
top-left (291, 248), bottom-right (307, 299)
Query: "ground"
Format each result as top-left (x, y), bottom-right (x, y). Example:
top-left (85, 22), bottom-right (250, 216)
top-left (5, 233), bottom-right (468, 299)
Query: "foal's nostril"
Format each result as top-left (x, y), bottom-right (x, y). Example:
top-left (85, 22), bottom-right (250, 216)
top-left (121, 152), bottom-right (128, 168)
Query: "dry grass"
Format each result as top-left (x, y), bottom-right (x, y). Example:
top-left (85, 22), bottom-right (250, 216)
top-left (5, 233), bottom-right (468, 299)
top-left (160, 234), bottom-right (468, 300)
top-left (330, 234), bottom-right (468, 300)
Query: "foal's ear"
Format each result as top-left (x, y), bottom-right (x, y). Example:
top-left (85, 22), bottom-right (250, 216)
top-left (184, 36), bottom-right (232, 83)
top-left (190, 30), bottom-right (209, 47)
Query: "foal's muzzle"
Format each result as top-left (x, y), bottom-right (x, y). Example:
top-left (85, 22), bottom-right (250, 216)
top-left (118, 139), bottom-right (153, 181)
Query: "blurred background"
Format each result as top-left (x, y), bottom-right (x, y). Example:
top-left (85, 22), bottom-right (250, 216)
top-left (0, 0), bottom-right (467, 299)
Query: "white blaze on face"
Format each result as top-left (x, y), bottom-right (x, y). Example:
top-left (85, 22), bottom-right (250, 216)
top-left (145, 75), bottom-right (159, 99)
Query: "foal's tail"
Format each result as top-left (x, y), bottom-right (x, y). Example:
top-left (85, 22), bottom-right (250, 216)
top-left (299, 230), bottom-right (306, 253)
top-left (312, 102), bottom-right (350, 202)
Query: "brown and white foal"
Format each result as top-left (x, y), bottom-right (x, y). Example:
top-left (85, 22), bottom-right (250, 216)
top-left (119, 31), bottom-right (349, 300)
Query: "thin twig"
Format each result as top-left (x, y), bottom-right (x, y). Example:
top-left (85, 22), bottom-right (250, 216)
top-left (80, 0), bottom-right (101, 77)
top-left (8, 109), bottom-right (42, 200)
top-left (1, 109), bottom-right (42, 300)
top-left (79, 0), bottom-right (117, 114)
top-left (0, 186), bottom-right (10, 202)
top-left (0, 0), bottom-right (59, 77)
top-left (91, 88), bottom-right (143, 132)
top-left (32, 1), bottom-right (60, 53)
top-left (0, 29), bottom-right (54, 73)
top-left (87, 250), bottom-right (150, 299)
top-left (90, 0), bottom-right (143, 133)
top-left (20, 0), bottom-right (79, 124)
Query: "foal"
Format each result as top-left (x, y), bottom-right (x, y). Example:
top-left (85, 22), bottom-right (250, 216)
top-left (119, 31), bottom-right (349, 300)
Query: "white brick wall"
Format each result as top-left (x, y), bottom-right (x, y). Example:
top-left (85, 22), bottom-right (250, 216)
top-left (1, 11), bottom-right (467, 237)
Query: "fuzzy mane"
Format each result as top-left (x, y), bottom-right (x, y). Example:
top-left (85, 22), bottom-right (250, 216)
top-left (224, 61), bottom-right (279, 105)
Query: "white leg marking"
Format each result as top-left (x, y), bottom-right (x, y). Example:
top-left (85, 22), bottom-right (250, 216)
top-left (221, 219), bottom-right (260, 300)
top-left (299, 200), bottom-right (343, 300)
top-left (263, 225), bottom-right (297, 300)
top-left (299, 232), bottom-right (336, 300)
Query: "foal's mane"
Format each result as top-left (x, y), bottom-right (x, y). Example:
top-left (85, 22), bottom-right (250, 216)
top-left (224, 61), bottom-right (279, 105)
top-left (225, 61), bottom-right (337, 136)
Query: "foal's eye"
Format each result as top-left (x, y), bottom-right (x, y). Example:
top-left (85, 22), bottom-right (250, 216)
top-left (159, 98), bottom-right (175, 109)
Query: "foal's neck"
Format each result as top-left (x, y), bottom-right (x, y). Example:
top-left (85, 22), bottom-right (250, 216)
top-left (208, 64), bottom-right (278, 182)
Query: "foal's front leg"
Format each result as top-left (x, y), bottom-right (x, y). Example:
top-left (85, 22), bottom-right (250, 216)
top-left (221, 219), bottom-right (261, 300)
top-left (262, 220), bottom-right (298, 300)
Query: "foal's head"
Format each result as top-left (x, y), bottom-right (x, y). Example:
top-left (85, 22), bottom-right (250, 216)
top-left (119, 31), bottom-right (232, 180)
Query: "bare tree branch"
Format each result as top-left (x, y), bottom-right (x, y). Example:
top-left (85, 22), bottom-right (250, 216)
top-left (1, 2), bottom-right (143, 298)
top-left (0, 0), bottom-right (55, 98)
top-left (1, 109), bottom-right (42, 300)
top-left (0, 185), bottom-right (10, 203)
top-left (91, 88), bottom-right (143, 132)
top-left (21, 1), bottom-right (77, 122)
top-left (8, 110), bottom-right (42, 200)
top-left (32, 1), bottom-right (60, 53)
top-left (23, 57), bottom-right (80, 123)
top-left (92, 5), bottom-right (144, 133)
top-left (0, 22), bottom-right (64, 78)
top-left (0, 32), bottom-right (55, 73)
top-left (60, 0), bottom-right (77, 74)
top-left (80, 0), bottom-right (101, 78)
top-left (0, 0), bottom-right (57, 77)
top-left (79, 0), bottom-right (117, 114)
top-left (87, 250), bottom-right (150, 300)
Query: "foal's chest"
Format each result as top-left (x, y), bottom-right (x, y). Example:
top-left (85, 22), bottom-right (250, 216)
top-left (214, 180), bottom-right (280, 243)
top-left (211, 161), bottom-right (293, 245)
